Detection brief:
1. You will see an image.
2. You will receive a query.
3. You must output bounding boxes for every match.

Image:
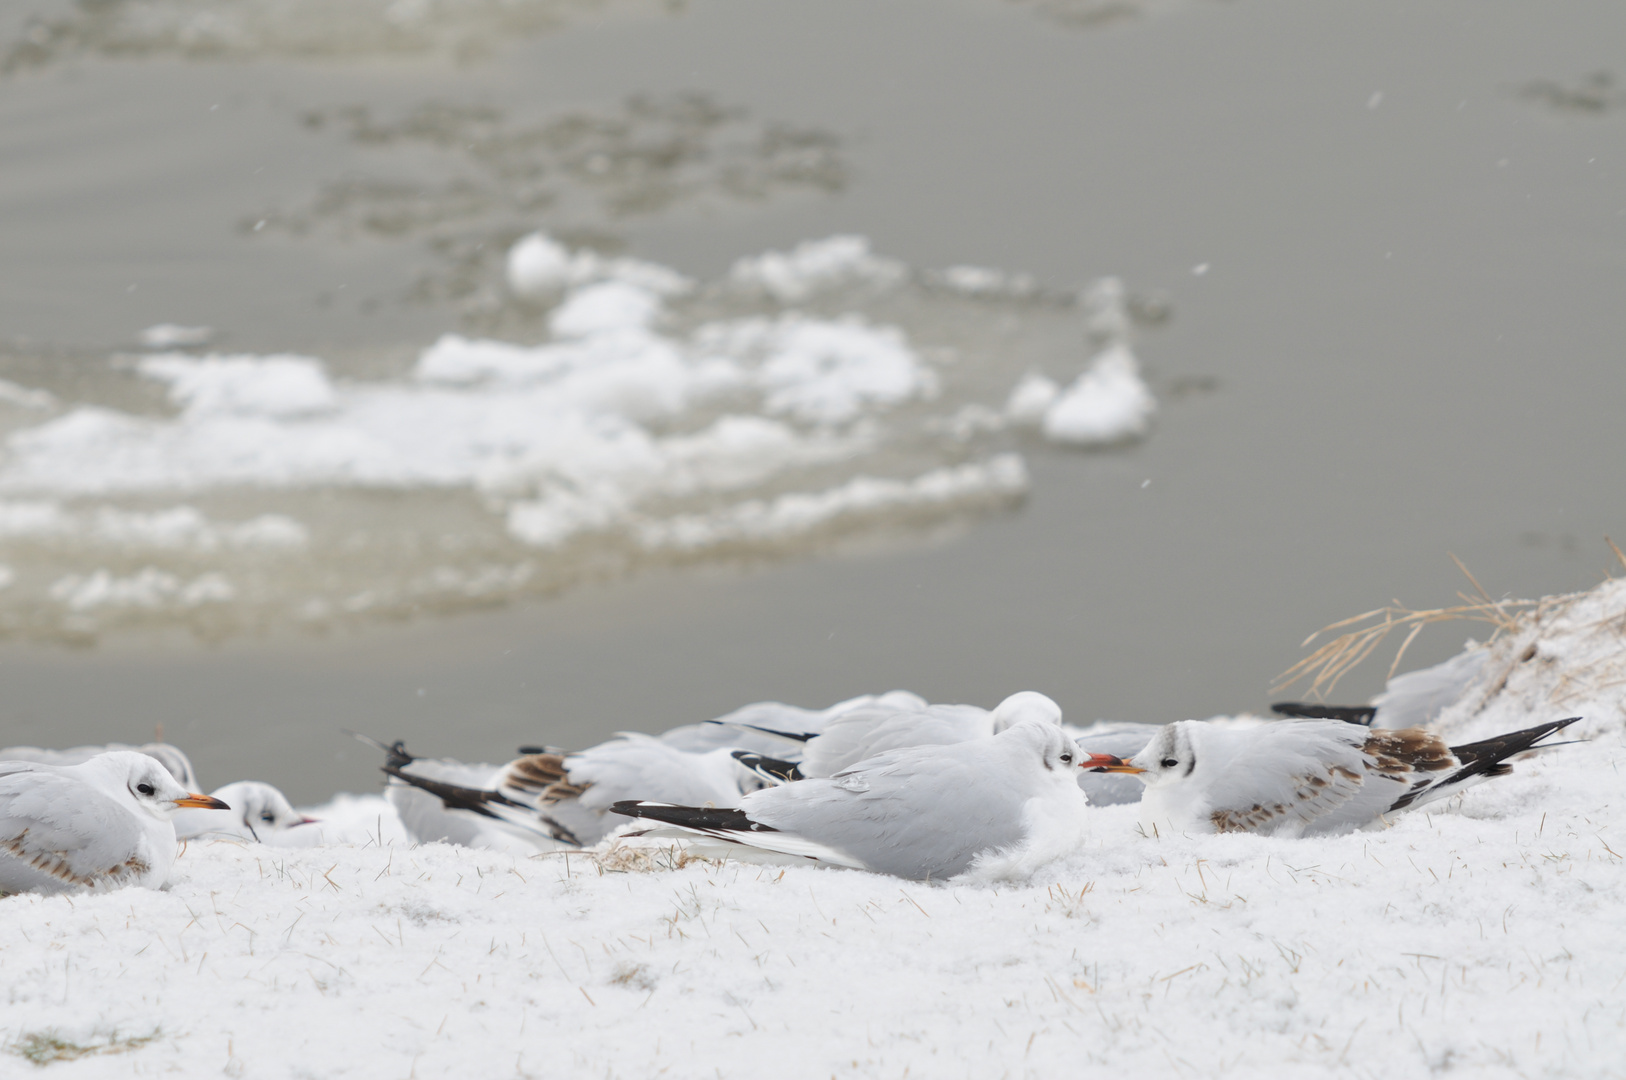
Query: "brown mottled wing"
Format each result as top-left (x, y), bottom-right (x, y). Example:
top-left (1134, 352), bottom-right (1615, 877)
top-left (1208, 761), bottom-right (1369, 836)
top-left (1193, 722), bottom-right (1410, 837)
top-left (497, 754), bottom-right (591, 806)
top-left (0, 769), bottom-right (155, 893)
top-left (1357, 728), bottom-right (1461, 817)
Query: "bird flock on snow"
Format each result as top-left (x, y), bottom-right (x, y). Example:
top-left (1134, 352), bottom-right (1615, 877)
top-left (0, 650), bottom-right (1581, 895)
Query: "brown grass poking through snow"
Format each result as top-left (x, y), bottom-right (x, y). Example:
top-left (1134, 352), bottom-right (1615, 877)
top-left (1273, 555), bottom-right (1537, 699)
top-left (1273, 548), bottom-right (1626, 701)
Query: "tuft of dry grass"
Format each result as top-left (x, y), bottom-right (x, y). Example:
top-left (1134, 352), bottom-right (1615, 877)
top-left (552, 838), bottom-right (720, 875)
top-left (9, 1029), bottom-right (160, 1066)
top-left (1277, 543), bottom-right (1626, 706)
top-left (1272, 555), bottom-right (1536, 699)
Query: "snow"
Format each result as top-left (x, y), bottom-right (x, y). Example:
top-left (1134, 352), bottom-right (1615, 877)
top-left (4, 577), bottom-right (1624, 1076)
top-left (137, 324), bottom-right (214, 350)
top-left (1041, 343), bottom-right (1157, 446)
top-left (728, 235), bottom-right (906, 302)
top-left (504, 232), bottom-right (572, 298)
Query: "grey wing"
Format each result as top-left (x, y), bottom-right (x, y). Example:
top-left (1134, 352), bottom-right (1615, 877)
top-left (1371, 650), bottom-right (1488, 729)
top-left (672, 691), bottom-right (930, 755)
top-left (571, 737), bottom-right (747, 811)
top-left (800, 706), bottom-right (990, 778)
top-left (1066, 722), bottom-right (1161, 759)
top-left (747, 748), bottom-right (1028, 880)
top-left (0, 774), bottom-right (154, 893)
top-left (1, 743), bottom-right (197, 788)
top-left (1197, 722), bottom-right (1382, 836)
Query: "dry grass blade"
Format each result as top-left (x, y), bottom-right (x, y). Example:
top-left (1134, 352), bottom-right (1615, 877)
top-left (1606, 536), bottom-right (1626, 573)
top-left (1274, 557), bottom-right (1537, 698)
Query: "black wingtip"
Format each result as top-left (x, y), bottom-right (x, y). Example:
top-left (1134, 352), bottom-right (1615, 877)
top-left (730, 750), bottom-right (804, 783)
top-left (1271, 703), bottom-right (1379, 725)
top-left (382, 762), bottom-right (530, 819)
top-left (1449, 716), bottom-right (1583, 765)
top-left (609, 801), bottom-right (778, 832)
top-left (703, 720), bottom-right (818, 743)
top-left (1390, 716), bottom-right (1584, 811)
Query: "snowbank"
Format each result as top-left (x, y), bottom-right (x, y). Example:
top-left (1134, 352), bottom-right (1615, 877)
top-left (4, 579), bottom-right (1624, 1077)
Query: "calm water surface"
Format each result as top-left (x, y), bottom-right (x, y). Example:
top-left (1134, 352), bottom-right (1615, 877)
top-left (1, 0), bottom-right (1623, 801)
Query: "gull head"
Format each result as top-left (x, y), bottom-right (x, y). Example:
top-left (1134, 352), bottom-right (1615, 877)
top-left (1088, 722), bottom-right (1197, 786)
top-left (989, 691), bottom-right (1063, 732)
top-left (1004, 717), bottom-right (1124, 774)
top-left (94, 751), bottom-right (230, 819)
top-left (210, 781), bottom-right (316, 841)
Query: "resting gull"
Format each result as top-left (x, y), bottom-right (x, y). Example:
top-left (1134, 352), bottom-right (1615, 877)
top-left (1088, 716), bottom-right (1579, 837)
top-left (1, 751), bottom-right (227, 896)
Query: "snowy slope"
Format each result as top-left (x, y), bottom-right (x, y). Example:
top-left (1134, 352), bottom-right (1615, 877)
top-left (3, 580), bottom-right (1624, 1078)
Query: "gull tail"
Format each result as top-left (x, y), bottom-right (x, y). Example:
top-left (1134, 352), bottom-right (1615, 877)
top-left (610, 801), bottom-right (865, 868)
top-left (1270, 703), bottom-right (1378, 726)
top-left (610, 801), bottom-right (778, 833)
top-left (383, 764), bottom-right (582, 847)
top-left (1392, 716), bottom-right (1583, 813)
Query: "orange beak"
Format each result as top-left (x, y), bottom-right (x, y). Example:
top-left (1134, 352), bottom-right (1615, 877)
top-left (173, 793), bottom-right (231, 810)
top-left (1085, 755), bottom-right (1146, 774)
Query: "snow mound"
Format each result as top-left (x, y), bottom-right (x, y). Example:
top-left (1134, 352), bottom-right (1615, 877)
top-left (2, 580), bottom-right (1622, 1076)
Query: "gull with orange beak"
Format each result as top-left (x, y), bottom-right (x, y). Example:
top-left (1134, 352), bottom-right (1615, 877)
top-left (0, 751), bottom-right (229, 896)
top-left (1087, 716), bottom-right (1580, 838)
top-left (612, 717), bottom-right (1121, 881)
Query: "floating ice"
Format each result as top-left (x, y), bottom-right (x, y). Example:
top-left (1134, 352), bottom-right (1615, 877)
top-left (505, 231), bottom-right (692, 302)
top-left (138, 324), bottom-right (214, 349)
top-left (0, 235), bottom-right (1161, 637)
top-left (1005, 372), bottom-right (1060, 425)
top-left (729, 235), bottom-right (906, 302)
top-left (139, 354), bottom-right (338, 419)
top-left (549, 281), bottom-right (663, 338)
top-left (1041, 344), bottom-right (1156, 445)
top-left (505, 232), bottom-right (572, 298)
top-left (0, 501), bottom-right (308, 552)
top-left (0, 380), bottom-right (55, 411)
top-left (49, 568), bottom-right (235, 611)
top-left (638, 455), bottom-right (1028, 551)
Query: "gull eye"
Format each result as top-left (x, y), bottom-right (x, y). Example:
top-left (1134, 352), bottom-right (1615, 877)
top-left (1060, 752), bottom-right (1073, 764)
top-left (136, 783), bottom-right (155, 796)
top-left (1160, 758), bottom-right (1179, 769)
top-left (260, 811), bottom-right (276, 824)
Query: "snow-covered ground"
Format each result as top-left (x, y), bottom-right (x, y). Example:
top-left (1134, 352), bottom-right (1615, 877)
top-left (4, 578), bottom-right (1625, 1077)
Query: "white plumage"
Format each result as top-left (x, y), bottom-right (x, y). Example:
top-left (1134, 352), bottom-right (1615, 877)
top-left (1094, 716), bottom-right (1578, 838)
top-left (0, 751), bottom-right (226, 896)
top-left (0, 741), bottom-right (200, 790)
top-left (173, 781), bottom-right (317, 845)
top-left (612, 718), bottom-right (1111, 881)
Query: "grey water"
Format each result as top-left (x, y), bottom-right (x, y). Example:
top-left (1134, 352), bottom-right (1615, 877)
top-left (1, 0), bottom-right (1623, 802)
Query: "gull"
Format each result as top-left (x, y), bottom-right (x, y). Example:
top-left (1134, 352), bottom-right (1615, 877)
top-left (361, 732), bottom-right (770, 852)
top-left (720, 691), bottom-right (1158, 807)
top-left (348, 737), bottom-right (523, 851)
top-left (1272, 649), bottom-right (1490, 729)
top-left (664, 690), bottom-right (931, 756)
top-left (744, 691), bottom-right (1064, 779)
top-left (0, 741), bottom-right (200, 790)
top-left (0, 751), bottom-right (227, 896)
top-left (611, 717), bottom-right (1118, 881)
top-left (173, 781), bottom-right (318, 845)
top-left (1088, 715), bottom-right (1579, 837)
